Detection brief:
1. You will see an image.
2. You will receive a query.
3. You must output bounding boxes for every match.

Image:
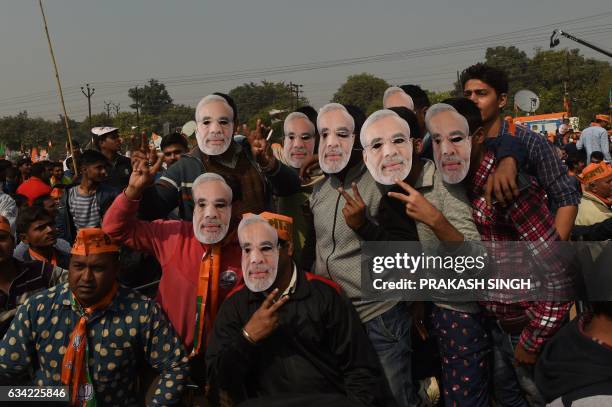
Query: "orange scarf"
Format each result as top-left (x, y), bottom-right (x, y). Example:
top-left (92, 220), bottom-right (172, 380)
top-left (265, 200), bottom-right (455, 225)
top-left (61, 283), bottom-right (118, 406)
top-left (192, 245), bottom-right (221, 356)
top-left (28, 248), bottom-right (57, 266)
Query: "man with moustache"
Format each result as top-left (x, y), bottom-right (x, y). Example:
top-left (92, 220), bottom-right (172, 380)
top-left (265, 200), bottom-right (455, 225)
top-left (102, 151), bottom-right (241, 367)
top-left (139, 93), bottom-right (300, 221)
top-left (428, 103), bottom-right (472, 184)
top-left (308, 103), bottom-right (419, 407)
top-left (206, 213), bottom-right (387, 407)
top-left (0, 228), bottom-right (189, 405)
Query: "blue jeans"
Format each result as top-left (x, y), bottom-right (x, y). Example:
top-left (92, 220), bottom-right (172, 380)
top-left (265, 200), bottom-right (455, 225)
top-left (487, 319), bottom-right (546, 407)
top-left (365, 302), bottom-right (418, 407)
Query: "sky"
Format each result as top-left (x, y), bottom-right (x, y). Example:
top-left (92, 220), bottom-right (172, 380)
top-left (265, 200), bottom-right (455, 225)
top-left (0, 0), bottom-right (610, 121)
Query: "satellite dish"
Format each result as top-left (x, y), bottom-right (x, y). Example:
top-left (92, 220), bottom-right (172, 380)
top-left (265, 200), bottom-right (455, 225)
top-left (514, 90), bottom-right (540, 114)
top-left (181, 120), bottom-right (197, 137)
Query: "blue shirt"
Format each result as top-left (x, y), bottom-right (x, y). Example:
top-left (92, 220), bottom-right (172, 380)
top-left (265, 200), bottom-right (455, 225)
top-left (0, 283), bottom-right (189, 406)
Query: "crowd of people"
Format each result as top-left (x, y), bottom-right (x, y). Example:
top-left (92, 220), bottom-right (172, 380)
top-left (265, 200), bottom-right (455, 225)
top-left (0, 63), bottom-right (611, 407)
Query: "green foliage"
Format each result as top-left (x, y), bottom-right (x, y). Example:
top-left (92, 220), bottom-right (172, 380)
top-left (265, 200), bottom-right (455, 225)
top-left (332, 73), bottom-right (389, 115)
top-left (426, 90), bottom-right (455, 105)
top-left (482, 47), bottom-right (611, 126)
top-left (228, 81), bottom-right (308, 125)
top-left (128, 79), bottom-right (173, 116)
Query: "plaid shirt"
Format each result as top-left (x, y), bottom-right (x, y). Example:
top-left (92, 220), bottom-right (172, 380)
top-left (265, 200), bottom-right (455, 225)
top-left (499, 120), bottom-right (580, 211)
top-left (469, 150), bottom-right (572, 353)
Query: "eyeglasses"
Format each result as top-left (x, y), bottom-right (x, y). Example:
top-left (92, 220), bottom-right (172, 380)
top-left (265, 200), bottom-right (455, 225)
top-left (364, 136), bottom-right (411, 152)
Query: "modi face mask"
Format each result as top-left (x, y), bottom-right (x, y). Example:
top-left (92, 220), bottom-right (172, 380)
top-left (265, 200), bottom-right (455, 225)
top-left (195, 97), bottom-right (234, 156)
top-left (362, 112), bottom-right (413, 185)
top-left (428, 107), bottom-right (472, 184)
top-left (239, 219), bottom-right (280, 293)
top-left (317, 107), bottom-right (355, 174)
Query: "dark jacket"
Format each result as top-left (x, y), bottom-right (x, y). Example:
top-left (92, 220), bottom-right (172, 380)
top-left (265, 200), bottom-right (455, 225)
top-left (535, 315), bottom-right (612, 404)
top-left (105, 153), bottom-right (132, 190)
top-left (139, 139), bottom-right (301, 221)
top-left (57, 183), bottom-right (119, 244)
top-left (206, 270), bottom-right (389, 407)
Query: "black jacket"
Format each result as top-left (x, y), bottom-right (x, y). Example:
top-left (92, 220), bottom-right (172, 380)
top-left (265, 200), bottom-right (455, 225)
top-left (57, 183), bottom-right (119, 244)
top-left (140, 139), bottom-right (301, 221)
top-left (206, 270), bottom-right (389, 407)
top-left (535, 315), bottom-right (612, 404)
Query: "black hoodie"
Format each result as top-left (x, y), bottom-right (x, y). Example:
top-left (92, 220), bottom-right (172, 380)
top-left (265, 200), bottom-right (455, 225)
top-left (535, 315), bottom-right (612, 403)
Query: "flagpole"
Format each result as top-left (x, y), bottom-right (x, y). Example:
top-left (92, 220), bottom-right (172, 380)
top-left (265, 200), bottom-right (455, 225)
top-left (38, 0), bottom-right (78, 176)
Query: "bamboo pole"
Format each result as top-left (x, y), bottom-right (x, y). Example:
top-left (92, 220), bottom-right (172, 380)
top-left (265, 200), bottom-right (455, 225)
top-left (38, 0), bottom-right (78, 177)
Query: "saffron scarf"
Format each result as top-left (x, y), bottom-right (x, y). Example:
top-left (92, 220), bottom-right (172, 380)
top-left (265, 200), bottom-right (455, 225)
top-left (61, 283), bottom-right (118, 406)
top-left (192, 245), bottom-right (221, 356)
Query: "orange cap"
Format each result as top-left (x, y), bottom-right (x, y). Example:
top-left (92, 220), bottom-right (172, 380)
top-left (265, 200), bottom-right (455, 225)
top-left (242, 212), bottom-right (293, 243)
top-left (578, 162), bottom-right (612, 185)
top-left (0, 215), bottom-right (10, 234)
top-left (71, 228), bottom-right (120, 256)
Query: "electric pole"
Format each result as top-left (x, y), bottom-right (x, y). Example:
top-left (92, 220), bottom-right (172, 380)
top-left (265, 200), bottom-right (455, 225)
top-left (288, 82), bottom-right (303, 110)
top-left (81, 83), bottom-right (95, 129)
top-left (134, 86), bottom-right (141, 127)
top-left (113, 102), bottom-right (120, 117)
top-left (104, 101), bottom-right (112, 121)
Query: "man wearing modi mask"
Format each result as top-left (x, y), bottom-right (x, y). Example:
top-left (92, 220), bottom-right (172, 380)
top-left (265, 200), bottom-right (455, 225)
top-left (206, 212), bottom-right (389, 407)
top-left (136, 93), bottom-right (300, 221)
top-left (0, 227), bottom-right (189, 406)
top-left (103, 157), bottom-right (242, 380)
top-left (427, 103), bottom-right (473, 185)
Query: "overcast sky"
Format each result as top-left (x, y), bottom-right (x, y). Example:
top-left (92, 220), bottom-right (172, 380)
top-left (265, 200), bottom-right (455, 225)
top-left (0, 0), bottom-right (610, 121)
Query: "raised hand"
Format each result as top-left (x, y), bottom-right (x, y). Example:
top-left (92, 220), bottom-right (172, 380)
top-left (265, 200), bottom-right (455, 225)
top-left (338, 182), bottom-right (366, 231)
top-left (125, 148), bottom-right (162, 200)
top-left (246, 119), bottom-right (275, 169)
top-left (388, 178), bottom-right (442, 227)
top-left (243, 288), bottom-right (290, 343)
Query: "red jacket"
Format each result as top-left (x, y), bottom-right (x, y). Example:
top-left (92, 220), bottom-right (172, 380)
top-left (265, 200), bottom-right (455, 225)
top-left (16, 176), bottom-right (52, 205)
top-left (102, 192), bottom-right (242, 352)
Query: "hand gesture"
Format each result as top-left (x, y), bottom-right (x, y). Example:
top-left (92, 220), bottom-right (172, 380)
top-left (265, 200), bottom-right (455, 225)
top-left (245, 119), bottom-right (275, 169)
top-left (243, 288), bottom-right (290, 343)
top-left (125, 148), bottom-right (162, 200)
top-left (299, 154), bottom-right (320, 184)
top-left (338, 182), bottom-right (366, 231)
top-left (485, 157), bottom-right (519, 207)
top-left (388, 179), bottom-right (442, 227)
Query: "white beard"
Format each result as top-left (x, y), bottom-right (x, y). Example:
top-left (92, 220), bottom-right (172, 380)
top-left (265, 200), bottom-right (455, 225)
top-left (368, 156), bottom-right (412, 185)
top-left (437, 157), bottom-right (470, 184)
top-left (319, 150), bottom-right (351, 174)
top-left (193, 221), bottom-right (229, 244)
top-left (286, 149), bottom-right (308, 169)
top-left (197, 132), bottom-right (231, 156)
top-left (244, 261), bottom-right (278, 293)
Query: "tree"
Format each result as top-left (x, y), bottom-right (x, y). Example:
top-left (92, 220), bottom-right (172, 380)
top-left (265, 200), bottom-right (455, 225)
top-left (228, 81), bottom-right (308, 125)
top-left (426, 90), bottom-right (454, 105)
top-left (128, 79), bottom-right (173, 116)
top-left (332, 73), bottom-right (389, 115)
